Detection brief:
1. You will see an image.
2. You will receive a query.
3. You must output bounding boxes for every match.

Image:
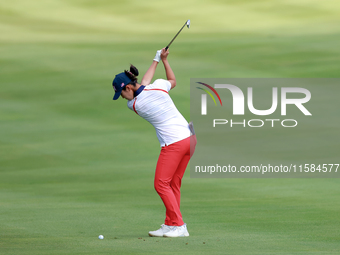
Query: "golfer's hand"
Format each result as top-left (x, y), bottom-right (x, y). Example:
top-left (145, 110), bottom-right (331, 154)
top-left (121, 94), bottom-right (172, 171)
top-left (153, 50), bottom-right (162, 62)
top-left (160, 48), bottom-right (169, 61)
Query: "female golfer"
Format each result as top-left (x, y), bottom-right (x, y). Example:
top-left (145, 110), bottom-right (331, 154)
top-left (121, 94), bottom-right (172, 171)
top-left (112, 48), bottom-right (196, 237)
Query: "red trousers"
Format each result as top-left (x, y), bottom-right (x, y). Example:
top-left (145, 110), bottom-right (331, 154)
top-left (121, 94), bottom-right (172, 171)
top-left (154, 135), bottom-right (197, 226)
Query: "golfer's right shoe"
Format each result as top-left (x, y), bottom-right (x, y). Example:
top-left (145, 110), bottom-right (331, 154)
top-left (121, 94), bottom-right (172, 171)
top-left (163, 223), bottom-right (189, 237)
top-left (148, 224), bottom-right (173, 237)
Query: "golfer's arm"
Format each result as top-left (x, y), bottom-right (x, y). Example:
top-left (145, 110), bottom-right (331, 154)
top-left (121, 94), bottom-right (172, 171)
top-left (141, 61), bottom-right (158, 86)
top-left (162, 59), bottom-right (176, 89)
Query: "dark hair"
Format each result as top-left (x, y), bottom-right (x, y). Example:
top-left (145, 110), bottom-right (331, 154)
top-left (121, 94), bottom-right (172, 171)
top-left (124, 65), bottom-right (139, 87)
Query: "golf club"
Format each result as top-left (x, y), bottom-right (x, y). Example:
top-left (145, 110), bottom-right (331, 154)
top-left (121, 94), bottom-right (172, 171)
top-left (165, 19), bottom-right (190, 50)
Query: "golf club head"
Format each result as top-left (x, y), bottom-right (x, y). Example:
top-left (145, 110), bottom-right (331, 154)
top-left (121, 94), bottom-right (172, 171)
top-left (187, 19), bottom-right (190, 28)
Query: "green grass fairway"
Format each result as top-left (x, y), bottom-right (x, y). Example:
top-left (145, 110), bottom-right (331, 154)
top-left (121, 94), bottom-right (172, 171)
top-left (1, 1), bottom-right (340, 254)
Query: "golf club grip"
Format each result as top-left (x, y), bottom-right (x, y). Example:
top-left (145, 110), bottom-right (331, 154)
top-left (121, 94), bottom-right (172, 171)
top-left (165, 46), bottom-right (169, 51)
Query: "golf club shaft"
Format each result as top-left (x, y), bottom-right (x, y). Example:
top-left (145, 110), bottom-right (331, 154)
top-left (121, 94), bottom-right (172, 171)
top-left (165, 20), bottom-right (188, 50)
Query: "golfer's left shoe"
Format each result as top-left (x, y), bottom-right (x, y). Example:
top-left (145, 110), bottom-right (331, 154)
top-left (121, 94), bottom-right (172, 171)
top-left (149, 224), bottom-right (173, 237)
top-left (163, 223), bottom-right (189, 237)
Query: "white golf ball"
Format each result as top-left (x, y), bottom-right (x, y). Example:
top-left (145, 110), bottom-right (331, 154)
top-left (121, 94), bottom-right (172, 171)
top-left (98, 235), bottom-right (104, 240)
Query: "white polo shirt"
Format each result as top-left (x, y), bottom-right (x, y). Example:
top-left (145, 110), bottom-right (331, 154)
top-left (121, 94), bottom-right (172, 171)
top-left (127, 79), bottom-right (191, 147)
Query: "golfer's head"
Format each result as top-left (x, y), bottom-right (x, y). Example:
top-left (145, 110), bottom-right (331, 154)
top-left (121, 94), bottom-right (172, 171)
top-left (112, 65), bottom-right (139, 100)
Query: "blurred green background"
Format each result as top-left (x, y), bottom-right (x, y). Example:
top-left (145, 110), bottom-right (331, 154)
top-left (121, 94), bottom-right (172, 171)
top-left (1, 0), bottom-right (339, 254)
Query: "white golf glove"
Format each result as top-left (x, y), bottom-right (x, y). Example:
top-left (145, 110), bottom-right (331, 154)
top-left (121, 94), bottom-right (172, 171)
top-left (153, 50), bottom-right (162, 62)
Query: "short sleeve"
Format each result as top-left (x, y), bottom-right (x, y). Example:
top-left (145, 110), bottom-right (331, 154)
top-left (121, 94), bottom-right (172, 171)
top-left (152, 79), bottom-right (171, 92)
top-left (127, 100), bottom-right (134, 111)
